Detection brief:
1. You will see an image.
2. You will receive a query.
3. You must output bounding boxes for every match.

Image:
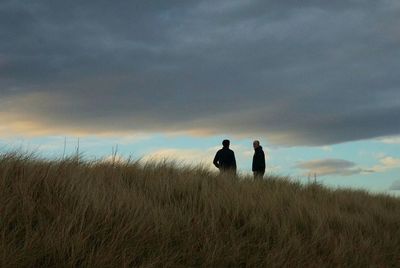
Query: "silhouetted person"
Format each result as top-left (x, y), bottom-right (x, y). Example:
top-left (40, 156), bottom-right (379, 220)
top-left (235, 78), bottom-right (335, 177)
top-left (213, 139), bottom-right (237, 174)
top-left (252, 140), bottom-right (265, 179)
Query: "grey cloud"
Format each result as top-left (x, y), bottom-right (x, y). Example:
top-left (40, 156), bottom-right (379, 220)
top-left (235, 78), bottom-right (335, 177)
top-left (389, 180), bottom-right (400, 191)
top-left (295, 158), bottom-right (370, 176)
top-left (1, 0), bottom-right (400, 145)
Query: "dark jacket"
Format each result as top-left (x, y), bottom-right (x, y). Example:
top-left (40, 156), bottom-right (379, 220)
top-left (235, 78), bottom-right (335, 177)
top-left (252, 146), bottom-right (266, 172)
top-left (213, 147), bottom-right (237, 171)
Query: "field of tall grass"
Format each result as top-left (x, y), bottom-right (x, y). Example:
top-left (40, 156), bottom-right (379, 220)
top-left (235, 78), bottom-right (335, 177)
top-left (1, 152), bottom-right (400, 267)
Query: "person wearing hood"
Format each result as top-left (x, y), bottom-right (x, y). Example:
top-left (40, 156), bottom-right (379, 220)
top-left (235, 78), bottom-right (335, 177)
top-left (252, 140), bottom-right (266, 179)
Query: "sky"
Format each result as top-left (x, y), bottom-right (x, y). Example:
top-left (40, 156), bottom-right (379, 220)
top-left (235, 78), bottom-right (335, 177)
top-left (1, 0), bottom-right (399, 194)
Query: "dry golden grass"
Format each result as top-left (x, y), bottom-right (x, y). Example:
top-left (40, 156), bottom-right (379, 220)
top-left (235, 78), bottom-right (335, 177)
top-left (1, 152), bottom-right (400, 267)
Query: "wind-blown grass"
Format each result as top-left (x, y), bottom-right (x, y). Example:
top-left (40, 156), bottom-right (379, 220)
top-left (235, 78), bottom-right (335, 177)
top-left (1, 152), bottom-right (400, 267)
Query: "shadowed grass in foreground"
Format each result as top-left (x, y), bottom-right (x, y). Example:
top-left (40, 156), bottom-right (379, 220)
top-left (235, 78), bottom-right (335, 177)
top-left (1, 152), bottom-right (400, 267)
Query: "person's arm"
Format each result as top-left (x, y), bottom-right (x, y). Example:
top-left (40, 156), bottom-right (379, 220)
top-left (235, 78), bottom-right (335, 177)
top-left (232, 152), bottom-right (237, 170)
top-left (254, 151), bottom-right (263, 171)
top-left (213, 151), bottom-right (220, 168)
top-left (252, 153), bottom-right (256, 172)
top-left (261, 151), bottom-right (266, 170)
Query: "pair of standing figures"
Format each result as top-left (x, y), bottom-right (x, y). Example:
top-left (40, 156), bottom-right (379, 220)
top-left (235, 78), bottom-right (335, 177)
top-left (213, 139), bottom-right (266, 179)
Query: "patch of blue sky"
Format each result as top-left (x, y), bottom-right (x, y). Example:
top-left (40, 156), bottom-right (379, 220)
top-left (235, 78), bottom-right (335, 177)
top-left (1, 134), bottom-right (399, 194)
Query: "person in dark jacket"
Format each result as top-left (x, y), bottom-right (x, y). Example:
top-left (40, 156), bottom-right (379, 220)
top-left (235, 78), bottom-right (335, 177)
top-left (252, 140), bottom-right (266, 179)
top-left (213, 139), bottom-right (237, 174)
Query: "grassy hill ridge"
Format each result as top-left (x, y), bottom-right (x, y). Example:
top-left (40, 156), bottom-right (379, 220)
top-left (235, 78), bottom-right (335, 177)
top-left (1, 152), bottom-right (400, 267)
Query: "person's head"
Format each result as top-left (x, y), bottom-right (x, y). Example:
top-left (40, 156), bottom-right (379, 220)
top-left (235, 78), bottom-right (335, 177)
top-left (222, 139), bottom-right (230, 148)
top-left (253, 140), bottom-right (260, 149)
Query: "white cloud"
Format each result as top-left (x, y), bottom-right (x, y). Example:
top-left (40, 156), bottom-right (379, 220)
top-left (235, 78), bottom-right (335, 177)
top-left (370, 156), bottom-right (400, 172)
top-left (379, 136), bottom-right (400, 144)
top-left (320, 146), bottom-right (333, 152)
top-left (140, 148), bottom-right (215, 168)
top-left (101, 154), bottom-right (129, 164)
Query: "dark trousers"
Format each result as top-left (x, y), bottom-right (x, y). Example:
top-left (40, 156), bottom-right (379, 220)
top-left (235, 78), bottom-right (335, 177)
top-left (219, 168), bottom-right (237, 177)
top-left (253, 170), bottom-right (265, 179)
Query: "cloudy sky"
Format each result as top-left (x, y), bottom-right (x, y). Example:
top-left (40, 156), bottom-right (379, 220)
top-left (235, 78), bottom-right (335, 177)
top-left (1, 0), bottom-right (399, 193)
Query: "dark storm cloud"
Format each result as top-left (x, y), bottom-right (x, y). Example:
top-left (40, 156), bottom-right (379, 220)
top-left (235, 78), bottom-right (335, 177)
top-left (1, 0), bottom-right (400, 145)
